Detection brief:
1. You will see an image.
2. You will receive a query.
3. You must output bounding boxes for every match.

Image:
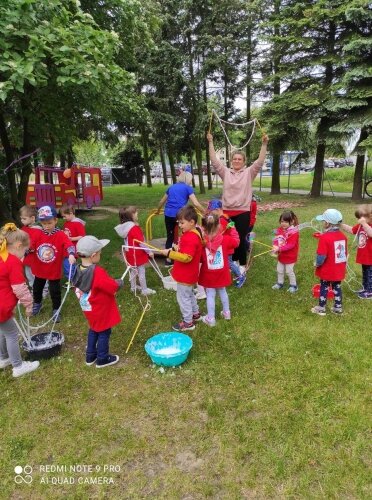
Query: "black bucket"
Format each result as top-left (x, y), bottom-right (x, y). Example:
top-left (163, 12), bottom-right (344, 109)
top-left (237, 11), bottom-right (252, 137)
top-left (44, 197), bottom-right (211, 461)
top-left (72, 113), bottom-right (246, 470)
top-left (22, 332), bottom-right (64, 360)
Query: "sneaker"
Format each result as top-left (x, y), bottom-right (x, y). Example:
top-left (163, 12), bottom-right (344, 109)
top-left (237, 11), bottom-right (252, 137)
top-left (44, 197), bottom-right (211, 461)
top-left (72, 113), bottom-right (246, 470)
top-left (311, 306), bottom-right (326, 316)
top-left (142, 288), bottom-right (156, 296)
top-left (96, 354), bottom-right (119, 368)
top-left (32, 302), bottom-right (42, 316)
top-left (287, 285), bottom-right (298, 293)
top-left (192, 312), bottom-right (202, 322)
top-left (172, 320), bottom-right (195, 332)
top-left (85, 357), bottom-right (97, 366)
top-left (272, 283), bottom-right (283, 290)
top-left (0, 358), bottom-right (11, 369)
top-left (358, 291), bottom-right (372, 299)
top-left (235, 275), bottom-right (246, 288)
top-left (13, 361), bottom-right (40, 378)
top-left (202, 315), bottom-right (216, 327)
top-left (52, 309), bottom-right (61, 323)
top-left (220, 311), bottom-right (231, 320)
top-left (331, 306), bottom-right (343, 314)
top-left (195, 291), bottom-right (207, 300)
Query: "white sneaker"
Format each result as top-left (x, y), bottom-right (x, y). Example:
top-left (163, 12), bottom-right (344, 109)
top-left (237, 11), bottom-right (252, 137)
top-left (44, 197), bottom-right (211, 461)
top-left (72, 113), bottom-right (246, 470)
top-left (0, 358), bottom-right (11, 369)
top-left (142, 288), bottom-right (156, 296)
top-left (195, 292), bottom-right (207, 300)
top-left (13, 361), bottom-right (40, 378)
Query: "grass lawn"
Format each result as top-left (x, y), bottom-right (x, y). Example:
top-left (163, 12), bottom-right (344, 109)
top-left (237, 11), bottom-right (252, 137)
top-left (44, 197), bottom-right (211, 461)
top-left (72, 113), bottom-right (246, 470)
top-left (1, 186), bottom-right (370, 498)
top-left (252, 171), bottom-right (354, 193)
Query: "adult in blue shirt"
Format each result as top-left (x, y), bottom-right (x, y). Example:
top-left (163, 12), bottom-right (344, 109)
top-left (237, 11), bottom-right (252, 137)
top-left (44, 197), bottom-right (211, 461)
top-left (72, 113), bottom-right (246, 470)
top-left (156, 171), bottom-right (204, 265)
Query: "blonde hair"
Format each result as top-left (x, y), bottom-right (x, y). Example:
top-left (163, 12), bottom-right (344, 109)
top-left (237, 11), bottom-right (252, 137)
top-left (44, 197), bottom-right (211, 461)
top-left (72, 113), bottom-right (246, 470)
top-left (19, 205), bottom-right (37, 218)
top-left (0, 223), bottom-right (30, 256)
top-left (60, 204), bottom-right (75, 216)
top-left (231, 151), bottom-right (246, 163)
top-left (355, 204), bottom-right (372, 219)
top-left (177, 171), bottom-right (193, 186)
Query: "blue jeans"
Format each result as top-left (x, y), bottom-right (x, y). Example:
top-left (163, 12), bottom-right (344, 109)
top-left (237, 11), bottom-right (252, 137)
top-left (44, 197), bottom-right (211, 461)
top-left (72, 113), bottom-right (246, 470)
top-left (228, 255), bottom-right (241, 278)
top-left (63, 257), bottom-right (76, 280)
top-left (86, 328), bottom-right (111, 363)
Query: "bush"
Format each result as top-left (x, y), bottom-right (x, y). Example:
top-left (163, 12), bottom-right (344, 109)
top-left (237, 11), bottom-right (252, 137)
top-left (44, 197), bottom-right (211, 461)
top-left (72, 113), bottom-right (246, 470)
top-left (324, 167), bottom-right (355, 182)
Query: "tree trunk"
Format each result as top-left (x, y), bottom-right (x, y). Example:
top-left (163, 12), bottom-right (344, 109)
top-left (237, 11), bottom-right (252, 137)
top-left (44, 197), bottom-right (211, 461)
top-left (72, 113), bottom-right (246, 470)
top-left (141, 127), bottom-right (152, 188)
top-left (223, 75), bottom-right (230, 168)
top-left (194, 134), bottom-right (205, 194)
top-left (271, 141), bottom-right (281, 194)
top-left (159, 144), bottom-right (168, 186)
top-left (311, 141), bottom-right (326, 197)
top-left (246, 18), bottom-right (252, 163)
top-left (352, 127), bottom-right (368, 200)
top-left (60, 154), bottom-right (66, 170)
top-left (0, 109), bottom-right (18, 218)
top-left (18, 104), bottom-right (33, 206)
top-left (67, 148), bottom-right (74, 167)
top-left (203, 76), bottom-right (213, 190)
top-left (167, 142), bottom-right (177, 184)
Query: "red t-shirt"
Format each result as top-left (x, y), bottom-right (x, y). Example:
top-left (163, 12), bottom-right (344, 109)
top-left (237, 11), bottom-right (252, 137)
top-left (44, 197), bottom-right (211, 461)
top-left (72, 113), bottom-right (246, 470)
top-left (274, 226), bottom-right (299, 264)
top-left (171, 230), bottom-right (203, 285)
top-left (315, 230), bottom-right (348, 281)
top-left (352, 223), bottom-right (372, 265)
top-left (0, 254), bottom-right (26, 322)
top-left (74, 265), bottom-right (121, 332)
top-left (32, 229), bottom-right (75, 280)
top-left (124, 225), bottom-right (149, 267)
top-left (21, 225), bottom-right (42, 269)
top-left (63, 220), bottom-right (86, 252)
top-left (198, 233), bottom-right (239, 288)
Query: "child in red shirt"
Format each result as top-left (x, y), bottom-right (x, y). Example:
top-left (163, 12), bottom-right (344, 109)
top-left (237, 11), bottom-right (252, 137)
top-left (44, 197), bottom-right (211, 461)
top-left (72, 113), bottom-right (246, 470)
top-left (160, 206), bottom-right (203, 331)
top-left (31, 205), bottom-right (76, 322)
top-left (341, 204), bottom-right (372, 299)
top-left (272, 210), bottom-right (300, 293)
top-left (199, 213), bottom-right (239, 326)
top-left (19, 205), bottom-right (43, 286)
top-left (0, 224), bottom-right (39, 377)
top-left (60, 204), bottom-right (86, 280)
top-left (115, 206), bottom-right (156, 296)
top-left (312, 209), bottom-right (347, 316)
top-left (72, 236), bottom-right (123, 367)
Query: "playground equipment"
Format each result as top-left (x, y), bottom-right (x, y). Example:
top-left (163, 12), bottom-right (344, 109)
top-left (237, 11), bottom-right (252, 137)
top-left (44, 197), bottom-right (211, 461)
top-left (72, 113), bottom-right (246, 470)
top-left (26, 165), bottom-right (103, 209)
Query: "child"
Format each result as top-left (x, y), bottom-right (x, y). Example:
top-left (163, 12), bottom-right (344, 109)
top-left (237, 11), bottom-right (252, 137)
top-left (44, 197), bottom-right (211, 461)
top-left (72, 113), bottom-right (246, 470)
top-left (312, 209), bottom-right (347, 316)
top-left (160, 206), bottom-right (203, 331)
top-left (0, 223), bottom-right (39, 377)
top-left (31, 205), bottom-right (76, 322)
top-left (207, 199), bottom-right (246, 288)
top-left (341, 204), bottom-right (372, 299)
top-left (60, 204), bottom-right (86, 281)
top-left (19, 205), bottom-right (43, 286)
top-left (72, 236), bottom-right (122, 367)
top-left (272, 210), bottom-right (300, 293)
top-left (115, 206), bottom-right (156, 295)
top-left (199, 213), bottom-right (239, 326)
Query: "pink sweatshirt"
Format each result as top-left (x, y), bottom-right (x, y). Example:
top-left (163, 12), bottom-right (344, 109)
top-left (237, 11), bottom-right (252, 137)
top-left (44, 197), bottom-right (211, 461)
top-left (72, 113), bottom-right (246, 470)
top-left (211, 158), bottom-right (263, 212)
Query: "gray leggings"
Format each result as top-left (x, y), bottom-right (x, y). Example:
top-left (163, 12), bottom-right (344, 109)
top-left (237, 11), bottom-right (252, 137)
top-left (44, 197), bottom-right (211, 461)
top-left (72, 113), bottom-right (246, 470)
top-left (176, 283), bottom-right (199, 323)
top-left (129, 265), bottom-right (148, 291)
top-left (0, 318), bottom-right (23, 368)
top-left (206, 287), bottom-right (230, 320)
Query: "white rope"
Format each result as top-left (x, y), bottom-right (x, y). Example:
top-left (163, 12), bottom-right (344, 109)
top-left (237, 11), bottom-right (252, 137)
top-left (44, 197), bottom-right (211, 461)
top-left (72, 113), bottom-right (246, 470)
top-left (212, 110), bottom-right (257, 151)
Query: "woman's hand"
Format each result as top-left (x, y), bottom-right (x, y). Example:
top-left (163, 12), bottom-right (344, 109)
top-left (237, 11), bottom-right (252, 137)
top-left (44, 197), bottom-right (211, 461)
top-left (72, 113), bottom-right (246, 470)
top-left (262, 134), bottom-right (269, 145)
top-left (206, 132), bottom-right (213, 143)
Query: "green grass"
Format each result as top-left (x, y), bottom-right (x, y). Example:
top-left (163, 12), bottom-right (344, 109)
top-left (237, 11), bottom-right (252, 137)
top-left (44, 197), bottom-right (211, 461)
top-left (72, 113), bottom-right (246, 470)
top-left (252, 171), bottom-right (356, 193)
top-left (1, 186), bottom-right (371, 498)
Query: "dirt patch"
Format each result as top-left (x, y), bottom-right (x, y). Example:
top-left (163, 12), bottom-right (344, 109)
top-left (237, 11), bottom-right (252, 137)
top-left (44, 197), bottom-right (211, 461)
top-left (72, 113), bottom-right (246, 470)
top-left (175, 451), bottom-right (204, 472)
top-left (258, 201), bottom-right (305, 212)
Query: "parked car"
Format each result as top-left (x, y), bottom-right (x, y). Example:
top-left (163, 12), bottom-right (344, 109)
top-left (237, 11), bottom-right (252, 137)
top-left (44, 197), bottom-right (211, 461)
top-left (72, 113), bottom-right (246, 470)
top-left (345, 158), bottom-right (354, 166)
top-left (324, 160), bottom-right (335, 168)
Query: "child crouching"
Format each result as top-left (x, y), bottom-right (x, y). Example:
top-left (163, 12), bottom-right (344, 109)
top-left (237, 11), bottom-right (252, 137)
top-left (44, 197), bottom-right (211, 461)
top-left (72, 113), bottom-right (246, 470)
top-left (72, 236), bottom-right (123, 367)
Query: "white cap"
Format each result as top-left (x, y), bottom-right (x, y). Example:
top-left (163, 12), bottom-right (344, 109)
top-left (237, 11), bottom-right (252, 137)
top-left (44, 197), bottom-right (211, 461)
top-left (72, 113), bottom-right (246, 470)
top-left (76, 236), bottom-right (110, 256)
top-left (315, 209), bottom-right (343, 225)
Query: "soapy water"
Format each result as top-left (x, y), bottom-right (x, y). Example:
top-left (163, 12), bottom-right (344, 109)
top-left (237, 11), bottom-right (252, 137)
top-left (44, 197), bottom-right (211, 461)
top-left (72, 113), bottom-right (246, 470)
top-left (155, 346), bottom-right (181, 356)
top-left (23, 332), bottom-right (64, 352)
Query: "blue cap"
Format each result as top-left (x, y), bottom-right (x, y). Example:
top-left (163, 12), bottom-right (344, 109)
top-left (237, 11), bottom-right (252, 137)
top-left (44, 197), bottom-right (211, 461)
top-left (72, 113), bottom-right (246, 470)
top-left (185, 165), bottom-right (192, 173)
top-left (38, 205), bottom-right (58, 220)
top-left (315, 208), bottom-right (343, 225)
top-left (207, 199), bottom-right (223, 211)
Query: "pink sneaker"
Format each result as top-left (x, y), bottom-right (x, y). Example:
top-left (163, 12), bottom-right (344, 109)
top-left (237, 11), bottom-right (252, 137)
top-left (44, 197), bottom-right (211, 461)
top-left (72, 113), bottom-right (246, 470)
top-left (220, 311), bottom-right (231, 320)
top-left (202, 315), bottom-right (216, 327)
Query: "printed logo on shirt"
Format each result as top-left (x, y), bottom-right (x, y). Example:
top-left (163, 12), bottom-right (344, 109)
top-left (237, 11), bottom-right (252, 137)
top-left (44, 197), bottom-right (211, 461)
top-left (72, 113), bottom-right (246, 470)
top-left (206, 246), bottom-right (224, 270)
top-left (334, 240), bottom-right (347, 264)
top-left (74, 288), bottom-right (92, 311)
top-left (37, 243), bottom-right (57, 263)
top-left (276, 235), bottom-right (286, 247)
top-left (358, 231), bottom-right (367, 249)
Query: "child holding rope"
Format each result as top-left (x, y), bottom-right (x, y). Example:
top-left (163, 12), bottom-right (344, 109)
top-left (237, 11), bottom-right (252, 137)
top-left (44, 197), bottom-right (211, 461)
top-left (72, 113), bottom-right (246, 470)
top-left (340, 204), bottom-right (372, 299)
top-left (159, 206), bottom-right (203, 331)
top-left (31, 206), bottom-right (76, 323)
top-left (312, 209), bottom-right (347, 316)
top-left (115, 206), bottom-right (156, 296)
top-left (0, 224), bottom-right (39, 377)
top-left (207, 199), bottom-right (246, 288)
top-left (199, 213), bottom-right (239, 327)
top-left (272, 210), bottom-right (300, 293)
top-left (72, 236), bottom-right (123, 367)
